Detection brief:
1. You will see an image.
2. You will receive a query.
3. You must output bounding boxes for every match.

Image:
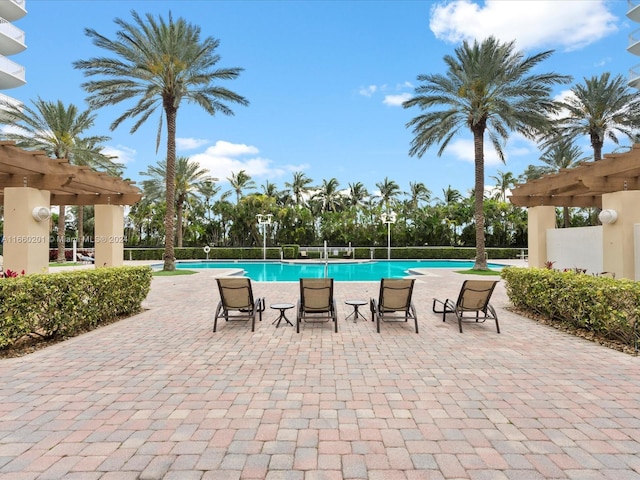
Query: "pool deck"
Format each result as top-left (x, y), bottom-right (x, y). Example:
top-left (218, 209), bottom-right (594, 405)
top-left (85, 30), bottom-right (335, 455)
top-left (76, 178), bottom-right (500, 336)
top-left (1, 261), bottom-right (640, 479)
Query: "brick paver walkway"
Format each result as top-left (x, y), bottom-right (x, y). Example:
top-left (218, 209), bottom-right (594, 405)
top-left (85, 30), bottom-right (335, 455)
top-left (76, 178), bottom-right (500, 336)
top-left (1, 266), bottom-right (639, 479)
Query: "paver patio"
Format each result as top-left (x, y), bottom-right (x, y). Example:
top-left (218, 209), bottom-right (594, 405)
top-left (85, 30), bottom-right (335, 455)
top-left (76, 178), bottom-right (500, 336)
top-left (0, 265), bottom-right (639, 479)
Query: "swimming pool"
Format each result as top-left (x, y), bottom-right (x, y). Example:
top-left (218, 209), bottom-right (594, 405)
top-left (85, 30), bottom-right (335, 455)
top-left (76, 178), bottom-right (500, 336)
top-left (173, 260), bottom-right (504, 282)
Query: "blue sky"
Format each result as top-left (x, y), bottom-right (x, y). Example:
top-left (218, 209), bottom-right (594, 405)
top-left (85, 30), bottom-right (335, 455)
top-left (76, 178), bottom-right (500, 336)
top-left (6, 0), bottom-right (634, 201)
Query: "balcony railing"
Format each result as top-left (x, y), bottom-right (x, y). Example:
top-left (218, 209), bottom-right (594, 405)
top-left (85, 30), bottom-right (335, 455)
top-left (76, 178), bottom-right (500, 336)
top-left (629, 0), bottom-right (640, 22)
top-left (629, 28), bottom-right (640, 55)
top-left (0, 18), bottom-right (24, 43)
top-left (629, 64), bottom-right (640, 89)
top-left (0, 53), bottom-right (24, 88)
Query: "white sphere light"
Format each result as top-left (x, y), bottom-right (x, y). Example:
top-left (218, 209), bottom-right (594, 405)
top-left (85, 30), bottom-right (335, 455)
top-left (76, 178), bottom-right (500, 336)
top-left (598, 209), bottom-right (618, 224)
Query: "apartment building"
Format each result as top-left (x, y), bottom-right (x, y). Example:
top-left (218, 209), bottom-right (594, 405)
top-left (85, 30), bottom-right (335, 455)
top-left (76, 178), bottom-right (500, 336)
top-left (0, 0), bottom-right (26, 109)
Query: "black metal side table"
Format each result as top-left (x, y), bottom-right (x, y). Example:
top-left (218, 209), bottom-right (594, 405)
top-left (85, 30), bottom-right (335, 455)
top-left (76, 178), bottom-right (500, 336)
top-left (271, 303), bottom-right (294, 327)
top-left (345, 300), bottom-right (367, 322)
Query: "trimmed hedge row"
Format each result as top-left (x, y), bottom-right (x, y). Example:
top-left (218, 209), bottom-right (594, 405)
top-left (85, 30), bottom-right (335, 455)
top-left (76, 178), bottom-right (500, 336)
top-left (501, 267), bottom-right (639, 348)
top-left (125, 246), bottom-right (524, 261)
top-left (0, 266), bottom-right (152, 349)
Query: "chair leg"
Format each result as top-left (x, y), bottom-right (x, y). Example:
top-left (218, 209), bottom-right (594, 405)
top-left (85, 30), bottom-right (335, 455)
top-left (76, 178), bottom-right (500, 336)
top-left (488, 304), bottom-right (500, 333)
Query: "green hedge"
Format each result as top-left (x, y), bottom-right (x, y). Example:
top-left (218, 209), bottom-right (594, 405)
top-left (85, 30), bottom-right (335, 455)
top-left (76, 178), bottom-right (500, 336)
top-left (501, 267), bottom-right (639, 349)
top-left (0, 266), bottom-right (152, 349)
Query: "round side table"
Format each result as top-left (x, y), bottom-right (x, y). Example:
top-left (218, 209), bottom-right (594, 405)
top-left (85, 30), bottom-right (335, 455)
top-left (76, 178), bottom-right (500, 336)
top-left (345, 300), bottom-right (367, 322)
top-left (271, 303), bottom-right (294, 327)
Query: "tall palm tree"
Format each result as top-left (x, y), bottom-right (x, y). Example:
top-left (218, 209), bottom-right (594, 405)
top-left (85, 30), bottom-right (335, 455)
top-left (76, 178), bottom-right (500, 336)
top-left (403, 36), bottom-right (570, 269)
top-left (346, 181), bottom-right (369, 208)
top-left (312, 178), bottom-right (343, 213)
top-left (74, 11), bottom-right (248, 270)
top-left (438, 185), bottom-right (462, 206)
top-left (198, 179), bottom-right (221, 223)
top-left (140, 156), bottom-right (212, 247)
top-left (0, 98), bottom-right (117, 261)
top-left (261, 180), bottom-right (279, 199)
top-left (489, 170), bottom-right (515, 202)
top-left (557, 72), bottom-right (640, 162)
top-left (227, 170), bottom-right (256, 203)
top-left (285, 171), bottom-right (313, 207)
top-left (523, 137), bottom-right (587, 227)
top-left (376, 176), bottom-right (401, 212)
top-left (407, 181), bottom-right (431, 209)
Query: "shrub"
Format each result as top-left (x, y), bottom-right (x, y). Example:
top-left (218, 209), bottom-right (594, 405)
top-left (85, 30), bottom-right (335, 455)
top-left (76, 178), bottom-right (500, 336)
top-left (501, 267), bottom-right (639, 349)
top-left (0, 266), bottom-right (152, 349)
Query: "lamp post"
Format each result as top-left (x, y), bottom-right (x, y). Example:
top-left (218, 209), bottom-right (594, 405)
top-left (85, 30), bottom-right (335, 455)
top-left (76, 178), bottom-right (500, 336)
top-left (256, 214), bottom-right (273, 260)
top-left (381, 211), bottom-right (396, 260)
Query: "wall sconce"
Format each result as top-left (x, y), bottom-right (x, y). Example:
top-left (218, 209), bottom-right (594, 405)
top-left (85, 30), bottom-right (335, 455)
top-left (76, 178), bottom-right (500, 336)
top-left (598, 209), bottom-right (618, 224)
top-left (32, 206), bottom-right (52, 222)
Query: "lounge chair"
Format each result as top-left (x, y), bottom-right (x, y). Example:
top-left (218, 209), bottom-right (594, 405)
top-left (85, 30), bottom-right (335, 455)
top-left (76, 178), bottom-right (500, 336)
top-left (214, 277), bottom-right (265, 332)
top-left (297, 278), bottom-right (338, 333)
top-left (76, 252), bottom-right (94, 264)
top-left (432, 280), bottom-right (500, 333)
top-left (370, 278), bottom-right (418, 333)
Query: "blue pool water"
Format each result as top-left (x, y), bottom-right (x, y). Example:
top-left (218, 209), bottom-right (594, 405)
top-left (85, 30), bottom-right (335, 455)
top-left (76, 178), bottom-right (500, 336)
top-left (172, 260), bottom-right (504, 282)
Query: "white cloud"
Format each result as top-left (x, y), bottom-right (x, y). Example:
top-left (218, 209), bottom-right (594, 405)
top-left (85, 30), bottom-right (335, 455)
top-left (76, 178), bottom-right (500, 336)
top-left (189, 140), bottom-right (305, 183)
top-left (358, 85), bottom-right (378, 97)
top-left (176, 137), bottom-right (209, 150)
top-left (429, 0), bottom-right (617, 51)
top-left (383, 93), bottom-right (412, 107)
top-left (101, 145), bottom-right (135, 165)
top-left (447, 138), bottom-right (503, 166)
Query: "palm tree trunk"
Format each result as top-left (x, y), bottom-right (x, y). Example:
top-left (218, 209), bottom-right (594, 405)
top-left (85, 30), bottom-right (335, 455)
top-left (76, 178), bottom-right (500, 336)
top-left (563, 206), bottom-right (570, 228)
top-left (57, 205), bottom-right (66, 262)
top-left (472, 126), bottom-right (488, 270)
top-left (163, 105), bottom-right (177, 271)
top-left (77, 205), bottom-right (84, 248)
top-left (176, 201), bottom-right (183, 248)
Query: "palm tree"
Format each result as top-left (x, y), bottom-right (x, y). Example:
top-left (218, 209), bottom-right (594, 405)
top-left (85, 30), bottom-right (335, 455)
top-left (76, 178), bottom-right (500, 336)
top-left (523, 137), bottom-right (587, 227)
top-left (407, 181), bottom-right (431, 209)
top-left (285, 171), bottom-right (313, 207)
top-left (198, 179), bottom-right (221, 223)
top-left (74, 11), bottom-right (248, 270)
top-left (438, 185), bottom-right (462, 206)
top-left (0, 98), bottom-right (117, 261)
top-left (403, 36), bottom-right (570, 269)
top-left (312, 178), bottom-right (343, 213)
top-left (346, 181), bottom-right (369, 208)
top-left (261, 180), bottom-right (279, 199)
top-left (140, 156), bottom-right (211, 247)
top-left (557, 72), bottom-right (640, 161)
top-left (227, 170), bottom-right (256, 203)
top-left (376, 177), bottom-right (401, 212)
top-left (489, 170), bottom-right (516, 202)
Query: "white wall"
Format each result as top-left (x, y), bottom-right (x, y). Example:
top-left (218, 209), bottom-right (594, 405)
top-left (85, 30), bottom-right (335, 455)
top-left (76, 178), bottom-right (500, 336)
top-left (547, 226), bottom-right (603, 273)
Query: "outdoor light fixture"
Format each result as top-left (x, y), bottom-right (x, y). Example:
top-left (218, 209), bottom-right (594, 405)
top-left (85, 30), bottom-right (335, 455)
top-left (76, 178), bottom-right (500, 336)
top-left (256, 214), bottom-right (273, 260)
top-left (32, 206), bottom-right (52, 222)
top-left (598, 209), bottom-right (618, 224)
top-left (381, 211), bottom-right (397, 260)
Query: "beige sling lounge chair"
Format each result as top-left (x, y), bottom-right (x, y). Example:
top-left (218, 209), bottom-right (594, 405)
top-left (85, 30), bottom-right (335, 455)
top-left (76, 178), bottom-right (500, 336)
top-left (297, 278), bottom-right (338, 333)
top-left (370, 278), bottom-right (418, 333)
top-left (214, 278), bottom-right (265, 332)
top-left (432, 279), bottom-right (500, 333)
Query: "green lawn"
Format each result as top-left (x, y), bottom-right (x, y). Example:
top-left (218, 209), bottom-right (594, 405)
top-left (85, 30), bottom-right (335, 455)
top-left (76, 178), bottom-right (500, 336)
top-left (455, 269), bottom-right (502, 276)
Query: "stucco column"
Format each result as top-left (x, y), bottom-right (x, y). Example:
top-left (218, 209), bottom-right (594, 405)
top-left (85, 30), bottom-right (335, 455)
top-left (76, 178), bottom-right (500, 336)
top-left (601, 191), bottom-right (640, 280)
top-left (527, 206), bottom-right (556, 268)
top-left (94, 205), bottom-right (125, 267)
top-left (3, 187), bottom-right (51, 275)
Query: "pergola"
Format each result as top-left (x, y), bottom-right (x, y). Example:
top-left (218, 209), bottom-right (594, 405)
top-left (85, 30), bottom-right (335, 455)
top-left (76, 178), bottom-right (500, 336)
top-left (0, 141), bottom-right (142, 274)
top-left (509, 144), bottom-right (640, 279)
top-left (510, 144), bottom-right (640, 209)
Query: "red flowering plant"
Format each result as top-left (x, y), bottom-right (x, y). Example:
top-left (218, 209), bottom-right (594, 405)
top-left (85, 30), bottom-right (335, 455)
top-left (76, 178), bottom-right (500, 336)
top-left (2, 269), bottom-right (25, 278)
